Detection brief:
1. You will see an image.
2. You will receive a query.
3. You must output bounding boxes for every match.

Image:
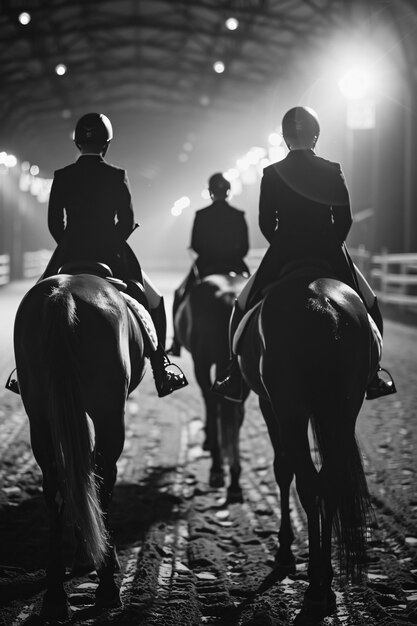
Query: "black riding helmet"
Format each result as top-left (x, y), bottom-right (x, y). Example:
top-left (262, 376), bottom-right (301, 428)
top-left (73, 113), bottom-right (113, 152)
top-left (282, 106), bottom-right (320, 148)
top-left (208, 173), bottom-right (231, 196)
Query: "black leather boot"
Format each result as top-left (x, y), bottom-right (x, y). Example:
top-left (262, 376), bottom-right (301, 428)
top-left (166, 337), bottom-right (181, 357)
top-left (211, 300), bottom-right (245, 402)
top-left (149, 296), bottom-right (188, 397)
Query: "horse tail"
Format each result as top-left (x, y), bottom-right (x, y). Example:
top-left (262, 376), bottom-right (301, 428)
top-left (307, 297), bottom-right (371, 583)
top-left (42, 284), bottom-right (108, 566)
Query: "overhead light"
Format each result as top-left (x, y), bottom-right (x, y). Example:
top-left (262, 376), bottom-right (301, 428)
top-left (213, 61), bottom-right (225, 74)
top-left (225, 17), bottom-right (239, 31)
top-left (5, 154), bottom-right (17, 168)
top-left (18, 12), bottom-right (31, 25)
top-left (55, 63), bottom-right (67, 76)
top-left (338, 69), bottom-right (372, 100)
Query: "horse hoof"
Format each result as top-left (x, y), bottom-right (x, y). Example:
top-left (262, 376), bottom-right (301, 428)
top-left (209, 471), bottom-right (225, 489)
top-left (274, 553), bottom-right (297, 577)
top-left (294, 589), bottom-right (337, 624)
top-left (40, 592), bottom-right (69, 621)
top-left (226, 488), bottom-right (243, 504)
top-left (95, 580), bottom-right (121, 609)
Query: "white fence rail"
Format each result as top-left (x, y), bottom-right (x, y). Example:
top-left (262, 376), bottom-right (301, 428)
top-left (370, 252), bottom-right (417, 308)
top-left (22, 249), bottom-right (52, 279)
top-left (0, 254), bottom-right (10, 285)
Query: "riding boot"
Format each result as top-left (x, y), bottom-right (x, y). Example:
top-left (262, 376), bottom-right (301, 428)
top-left (211, 300), bottom-right (245, 403)
top-left (150, 345), bottom-right (188, 397)
top-left (365, 296), bottom-right (397, 400)
top-left (149, 297), bottom-right (188, 397)
top-left (167, 268), bottom-right (198, 356)
top-left (166, 289), bottom-right (182, 356)
top-left (5, 369), bottom-right (20, 395)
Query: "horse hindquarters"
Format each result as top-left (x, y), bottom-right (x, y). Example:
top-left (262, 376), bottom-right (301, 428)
top-left (14, 277), bottom-right (131, 616)
top-left (260, 291), bottom-right (371, 614)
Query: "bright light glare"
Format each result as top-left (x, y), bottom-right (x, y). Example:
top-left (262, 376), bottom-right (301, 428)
top-left (18, 12), bottom-right (31, 25)
top-left (171, 196), bottom-right (190, 216)
top-left (55, 63), bottom-right (67, 76)
top-left (225, 17), bottom-right (239, 30)
top-left (213, 61), bottom-right (225, 74)
top-left (5, 154), bottom-right (17, 168)
top-left (236, 156), bottom-right (250, 171)
top-left (223, 168), bottom-right (240, 182)
top-left (174, 196), bottom-right (190, 211)
top-left (338, 69), bottom-right (372, 100)
top-left (268, 132), bottom-right (282, 146)
top-left (246, 146), bottom-right (266, 165)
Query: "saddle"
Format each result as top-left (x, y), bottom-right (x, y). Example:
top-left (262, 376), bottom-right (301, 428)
top-left (58, 261), bottom-right (158, 352)
top-left (232, 260), bottom-right (383, 366)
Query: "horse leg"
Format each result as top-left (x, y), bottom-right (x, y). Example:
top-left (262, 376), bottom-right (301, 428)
top-left (206, 394), bottom-right (225, 488)
top-left (92, 408), bottom-right (125, 608)
top-left (266, 397), bottom-right (329, 622)
top-left (222, 400), bottom-right (244, 504)
top-left (30, 422), bottom-right (69, 620)
top-left (194, 358), bottom-right (225, 488)
top-left (259, 396), bottom-right (296, 575)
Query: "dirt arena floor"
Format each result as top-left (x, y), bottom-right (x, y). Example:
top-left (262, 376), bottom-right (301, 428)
top-left (0, 274), bottom-right (416, 626)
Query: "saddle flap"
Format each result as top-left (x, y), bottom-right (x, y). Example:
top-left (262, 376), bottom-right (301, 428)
top-left (121, 292), bottom-right (158, 352)
top-left (232, 300), bottom-right (263, 355)
top-left (368, 312), bottom-right (382, 365)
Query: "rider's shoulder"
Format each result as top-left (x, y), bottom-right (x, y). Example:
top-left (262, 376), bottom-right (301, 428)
top-left (313, 154), bottom-right (342, 171)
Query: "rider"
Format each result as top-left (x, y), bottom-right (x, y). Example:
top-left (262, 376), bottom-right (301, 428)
top-left (212, 106), bottom-right (396, 402)
top-left (167, 173), bottom-right (250, 356)
top-left (6, 112), bottom-right (187, 398)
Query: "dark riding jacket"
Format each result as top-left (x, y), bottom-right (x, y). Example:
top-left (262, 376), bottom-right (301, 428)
top-left (191, 199), bottom-right (250, 277)
top-left (248, 149), bottom-right (358, 303)
top-left (43, 154), bottom-right (142, 280)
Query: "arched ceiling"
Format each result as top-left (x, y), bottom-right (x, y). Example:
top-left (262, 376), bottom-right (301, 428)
top-left (0, 0), bottom-right (416, 177)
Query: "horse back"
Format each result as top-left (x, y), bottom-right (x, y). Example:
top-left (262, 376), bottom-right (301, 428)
top-left (176, 274), bottom-right (246, 360)
top-left (14, 274), bottom-right (145, 401)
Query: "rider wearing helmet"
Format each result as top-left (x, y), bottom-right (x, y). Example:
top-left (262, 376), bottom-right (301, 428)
top-left (167, 172), bottom-right (250, 356)
top-left (7, 113), bottom-right (187, 398)
top-left (212, 106), bottom-right (396, 401)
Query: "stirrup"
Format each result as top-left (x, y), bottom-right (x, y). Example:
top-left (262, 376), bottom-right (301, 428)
top-left (366, 366), bottom-right (397, 400)
top-left (156, 356), bottom-right (188, 397)
top-left (5, 369), bottom-right (20, 395)
top-left (211, 375), bottom-right (244, 403)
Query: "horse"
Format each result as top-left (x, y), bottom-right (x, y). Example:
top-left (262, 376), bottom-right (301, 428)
top-left (13, 270), bottom-right (147, 620)
top-left (175, 273), bottom-right (249, 503)
top-left (236, 262), bottom-right (376, 624)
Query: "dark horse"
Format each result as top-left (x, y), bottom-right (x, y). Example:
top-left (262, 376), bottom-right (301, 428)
top-left (175, 273), bottom-right (249, 502)
top-left (13, 272), bottom-right (146, 620)
top-left (236, 263), bottom-right (376, 624)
